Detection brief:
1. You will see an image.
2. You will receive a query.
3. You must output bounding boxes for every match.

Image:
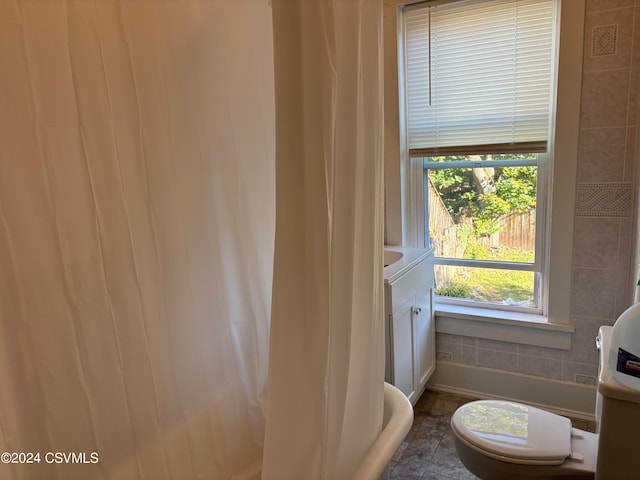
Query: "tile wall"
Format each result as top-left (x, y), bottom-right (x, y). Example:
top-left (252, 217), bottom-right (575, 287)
top-left (436, 0), bottom-right (639, 387)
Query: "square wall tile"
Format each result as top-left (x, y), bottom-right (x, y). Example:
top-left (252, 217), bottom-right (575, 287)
top-left (571, 267), bottom-right (618, 319)
top-left (516, 354), bottom-right (563, 380)
top-left (462, 336), bottom-right (476, 347)
top-left (477, 338), bottom-right (517, 352)
top-left (633, 8), bottom-right (640, 68)
top-left (587, 0), bottom-right (635, 13)
top-left (563, 315), bottom-right (611, 365)
top-left (436, 332), bottom-right (463, 344)
top-left (477, 348), bottom-right (517, 371)
top-left (436, 340), bottom-right (463, 364)
top-left (562, 360), bottom-right (599, 383)
top-left (614, 218), bottom-right (635, 316)
top-left (581, 69), bottom-right (630, 128)
top-left (628, 67), bottom-right (639, 124)
top-left (462, 346), bottom-right (477, 366)
top-left (572, 217), bottom-right (620, 268)
top-left (577, 127), bottom-right (626, 182)
top-left (517, 344), bottom-right (563, 360)
top-left (624, 126), bottom-right (637, 181)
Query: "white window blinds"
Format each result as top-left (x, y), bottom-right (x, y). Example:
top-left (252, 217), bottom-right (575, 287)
top-left (404, 0), bottom-right (555, 156)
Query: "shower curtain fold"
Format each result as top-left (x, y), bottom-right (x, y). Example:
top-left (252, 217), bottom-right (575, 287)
top-left (263, 1), bottom-right (386, 479)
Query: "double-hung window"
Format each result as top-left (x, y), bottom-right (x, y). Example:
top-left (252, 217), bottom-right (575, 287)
top-left (402, 0), bottom-right (556, 313)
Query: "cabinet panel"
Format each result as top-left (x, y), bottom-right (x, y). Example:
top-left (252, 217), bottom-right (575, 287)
top-left (390, 260), bottom-right (432, 314)
top-left (413, 284), bottom-right (435, 392)
top-left (385, 252), bottom-right (435, 406)
top-left (391, 303), bottom-right (415, 401)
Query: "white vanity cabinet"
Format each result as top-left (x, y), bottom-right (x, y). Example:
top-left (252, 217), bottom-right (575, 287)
top-left (384, 249), bottom-right (435, 405)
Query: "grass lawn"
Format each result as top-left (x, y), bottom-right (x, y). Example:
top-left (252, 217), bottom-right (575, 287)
top-left (435, 243), bottom-right (535, 304)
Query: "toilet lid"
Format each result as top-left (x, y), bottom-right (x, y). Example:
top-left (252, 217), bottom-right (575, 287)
top-left (451, 400), bottom-right (572, 465)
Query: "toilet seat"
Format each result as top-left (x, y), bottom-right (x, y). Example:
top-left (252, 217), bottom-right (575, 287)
top-left (451, 400), bottom-right (572, 466)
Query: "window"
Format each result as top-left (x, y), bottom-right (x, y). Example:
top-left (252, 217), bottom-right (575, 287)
top-left (402, 0), bottom-right (556, 313)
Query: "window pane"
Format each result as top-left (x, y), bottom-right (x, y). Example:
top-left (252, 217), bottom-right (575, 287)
top-left (427, 163), bottom-right (537, 263)
top-left (434, 264), bottom-right (537, 307)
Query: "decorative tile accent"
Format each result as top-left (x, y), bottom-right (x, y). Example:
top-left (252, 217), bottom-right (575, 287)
top-left (436, 352), bottom-right (452, 362)
top-left (592, 24), bottom-right (618, 57)
top-left (575, 182), bottom-right (632, 217)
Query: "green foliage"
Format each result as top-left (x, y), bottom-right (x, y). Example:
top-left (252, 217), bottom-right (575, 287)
top-left (435, 245), bottom-right (536, 304)
top-left (463, 242), bottom-right (490, 260)
top-left (429, 163), bottom-right (476, 218)
top-left (465, 267), bottom-right (534, 303)
top-left (434, 283), bottom-right (473, 298)
top-left (428, 155), bottom-right (537, 237)
top-left (428, 155), bottom-right (538, 304)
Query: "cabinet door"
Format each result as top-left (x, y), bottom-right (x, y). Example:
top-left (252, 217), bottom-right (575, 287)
top-left (413, 284), bottom-right (435, 393)
top-left (391, 303), bottom-right (415, 402)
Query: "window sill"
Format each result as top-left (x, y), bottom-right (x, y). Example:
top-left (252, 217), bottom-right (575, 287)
top-left (434, 302), bottom-right (574, 350)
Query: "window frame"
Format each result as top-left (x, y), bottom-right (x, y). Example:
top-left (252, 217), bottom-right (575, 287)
top-left (385, 0), bottom-right (583, 335)
top-left (422, 152), bottom-right (547, 314)
top-left (402, 0), bottom-right (555, 314)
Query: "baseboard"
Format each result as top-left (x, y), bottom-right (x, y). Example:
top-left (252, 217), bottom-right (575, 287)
top-left (427, 361), bottom-right (596, 421)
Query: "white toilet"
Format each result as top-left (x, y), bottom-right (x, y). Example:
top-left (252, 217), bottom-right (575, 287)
top-left (450, 326), bottom-right (640, 479)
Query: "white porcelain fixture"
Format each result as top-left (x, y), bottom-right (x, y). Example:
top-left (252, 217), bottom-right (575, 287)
top-left (353, 382), bottom-right (413, 480)
top-left (383, 249), bottom-right (403, 267)
top-left (247, 382), bottom-right (412, 480)
top-left (450, 326), bottom-right (640, 480)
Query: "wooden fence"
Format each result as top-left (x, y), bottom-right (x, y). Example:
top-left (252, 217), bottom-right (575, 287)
top-left (476, 210), bottom-right (536, 252)
top-left (427, 179), bottom-right (536, 286)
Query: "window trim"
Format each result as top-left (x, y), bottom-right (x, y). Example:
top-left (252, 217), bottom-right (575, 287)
top-left (410, 142), bottom-right (548, 157)
top-left (406, 0), bottom-right (554, 314)
top-left (423, 153), bottom-right (546, 314)
top-left (386, 0), bottom-right (584, 330)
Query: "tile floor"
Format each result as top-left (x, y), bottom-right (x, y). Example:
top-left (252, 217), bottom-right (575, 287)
top-left (389, 389), bottom-right (597, 480)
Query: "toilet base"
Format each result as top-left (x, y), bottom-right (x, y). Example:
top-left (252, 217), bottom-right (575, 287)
top-left (452, 431), bottom-right (596, 480)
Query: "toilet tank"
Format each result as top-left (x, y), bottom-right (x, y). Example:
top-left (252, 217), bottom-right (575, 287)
top-left (595, 326), bottom-right (640, 479)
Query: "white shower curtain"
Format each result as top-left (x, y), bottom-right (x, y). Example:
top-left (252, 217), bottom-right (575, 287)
top-left (0, 1), bottom-right (384, 479)
top-left (263, 1), bottom-right (385, 479)
top-left (0, 2), bottom-right (273, 479)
